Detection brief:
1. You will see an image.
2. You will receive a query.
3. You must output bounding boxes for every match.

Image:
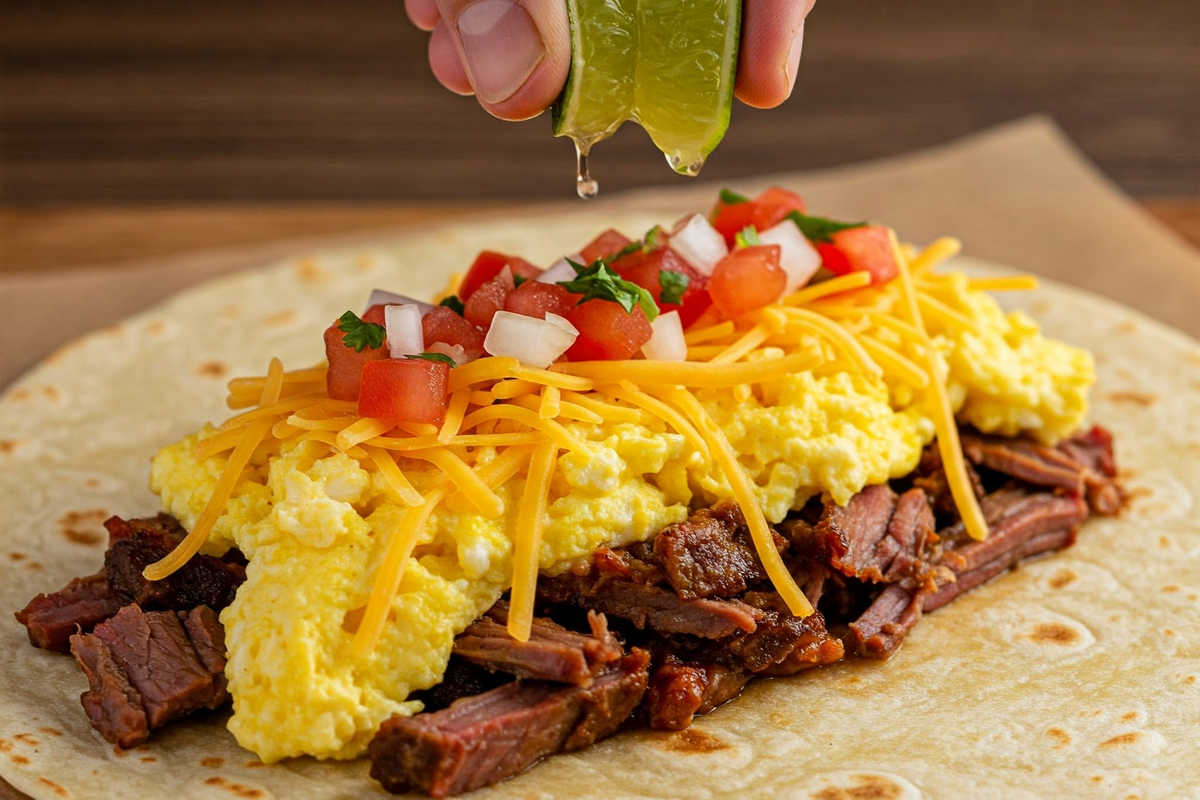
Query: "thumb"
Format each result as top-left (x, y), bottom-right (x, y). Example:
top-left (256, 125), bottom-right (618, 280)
top-left (433, 0), bottom-right (570, 121)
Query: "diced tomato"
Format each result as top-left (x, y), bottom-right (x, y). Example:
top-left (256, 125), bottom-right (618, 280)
top-left (464, 272), bottom-right (515, 329)
top-left (324, 320), bottom-right (387, 401)
top-left (708, 245), bottom-right (787, 318)
top-left (421, 306), bottom-right (485, 358)
top-left (824, 226), bottom-right (899, 284)
top-left (504, 281), bottom-right (580, 320)
top-left (358, 358), bottom-right (450, 423)
top-left (459, 251), bottom-right (541, 300)
top-left (615, 247), bottom-right (711, 327)
top-left (710, 186), bottom-right (807, 247)
top-left (579, 229), bottom-right (633, 265)
top-left (362, 304), bottom-right (387, 325)
top-left (565, 301), bottom-right (653, 361)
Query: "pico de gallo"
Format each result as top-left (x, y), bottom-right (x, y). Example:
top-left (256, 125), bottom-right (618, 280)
top-left (324, 187), bottom-right (903, 424)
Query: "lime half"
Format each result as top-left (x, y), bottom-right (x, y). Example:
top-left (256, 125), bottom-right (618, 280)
top-left (552, 0), bottom-right (741, 181)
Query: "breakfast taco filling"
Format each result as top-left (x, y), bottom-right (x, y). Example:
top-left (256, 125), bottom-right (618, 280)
top-left (14, 187), bottom-right (1119, 797)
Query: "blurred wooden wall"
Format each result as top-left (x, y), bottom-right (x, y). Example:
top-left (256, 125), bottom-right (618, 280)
top-left (1, 0), bottom-right (1196, 202)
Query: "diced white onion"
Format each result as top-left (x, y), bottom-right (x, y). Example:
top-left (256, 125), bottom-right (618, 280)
top-left (758, 220), bottom-right (823, 294)
top-left (385, 304), bottom-right (424, 358)
top-left (367, 289), bottom-right (434, 315)
top-left (670, 214), bottom-right (728, 276)
top-left (537, 255), bottom-right (582, 284)
top-left (483, 311), bottom-right (578, 368)
top-left (543, 313), bottom-right (579, 334)
top-left (641, 311), bottom-right (687, 362)
top-left (427, 341), bottom-right (474, 366)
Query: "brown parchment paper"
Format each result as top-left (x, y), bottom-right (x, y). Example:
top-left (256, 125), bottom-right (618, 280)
top-left (2, 116), bottom-right (1198, 392)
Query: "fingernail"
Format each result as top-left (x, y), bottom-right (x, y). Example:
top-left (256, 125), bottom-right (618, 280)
top-left (455, 0), bottom-right (546, 105)
top-left (785, 21), bottom-right (805, 87)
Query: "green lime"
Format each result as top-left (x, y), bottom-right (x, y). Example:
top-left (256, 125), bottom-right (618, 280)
top-left (552, 0), bottom-right (741, 184)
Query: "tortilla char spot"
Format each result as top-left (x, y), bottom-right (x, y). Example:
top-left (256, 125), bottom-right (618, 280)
top-left (14, 733), bottom-right (39, 746)
top-left (11, 754), bottom-right (30, 765)
top-left (26, 561), bottom-right (43, 571)
top-left (1121, 711), bottom-right (1138, 722)
top-left (40, 727), bottom-right (62, 737)
top-left (1163, 628), bottom-right (1177, 637)
top-left (1100, 732), bottom-right (1141, 748)
top-left (11, 388), bottom-right (32, 401)
top-left (1187, 353), bottom-right (1200, 367)
top-left (0, 439), bottom-right (19, 455)
top-left (1116, 320), bottom-right (1137, 334)
top-left (1158, 535), bottom-right (1172, 548)
top-left (1092, 776), bottom-right (1105, 783)
top-left (206, 777), bottom-right (225, 786)
top-left (1189, 594), bottom-right (1198, 602)
top-left (1031, 300), bottom-right (1052, 315)
top-left (36, 778), bottom-right (69, 798)
top-left (141, 756), bottom-right (157, 763)
top-left (295, 258), bottom-right (326, 284)
top-left (145, 321), bottom-right (166, 336)
top-left (661, 729), bottom-right (728, 753)
top-left (1105, 390), bottom-right (1158, 407)
top-left (42, 386), bottom-right (61, 401)
top-left (1048, 569), bottom-right (1077, 589)
top-left (202, 757), bottom-right (225, 768)
top-left (196, 361), bottom-right (230, 379)
top-left (9, 552), bottom-right (25, 561)
top-left (1045, 727), bottom-right (1071, 749)
top-left (811, 775), bottom-right (904, 800)
top-left (1029, 623), bottom-right (1079, 646)
top-left (246, 760), bottom-right (266, 768)
top-left (0, 741), bottom-right (9, 752)
top-left (58, 509), bottom-right (109, 546)
top-left (264, 309), bottom-right (297, 328)
top-left (769, 712), bottom-right (792, 727)
top-left (1162, 585), bottom-right (1180, 593)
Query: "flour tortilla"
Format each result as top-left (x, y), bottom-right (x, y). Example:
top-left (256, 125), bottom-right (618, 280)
top-left (1, 211), bottom-right (1198, 800)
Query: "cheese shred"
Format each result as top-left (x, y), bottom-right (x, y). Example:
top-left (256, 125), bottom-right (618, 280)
top-left (507, 442), bottom-right (559, 642)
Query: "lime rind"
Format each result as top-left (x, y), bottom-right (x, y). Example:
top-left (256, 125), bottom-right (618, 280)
top-left (552, 0), bottom-right (741, 176)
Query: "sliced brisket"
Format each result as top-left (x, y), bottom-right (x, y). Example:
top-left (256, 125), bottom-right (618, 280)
top-left (644, 654), bottom-right (749, 731)
top-left (812, 484), bottom-right (898, 582)
top-left (68, 604), bottom-right (229, 748)
top-left (369, 649), bottom-right (650, 798)
top-left (1057, 425), bottom-right (1124, 515)
top-left (652, 501), bottom-right (785, 600)
top-left (104, 514), bottom-right (245, 612)
top-left (453, 603), bottom-right (622, 686)
top-left (14, 570), bottom-right (120, 652)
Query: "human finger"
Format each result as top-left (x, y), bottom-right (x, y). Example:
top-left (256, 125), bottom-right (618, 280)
top-left (429, 19), bottom-right (475, 95)
top-left (735, 0), bottom-right (816, 109)
top-left (405, 0), bottom-right (441, 32)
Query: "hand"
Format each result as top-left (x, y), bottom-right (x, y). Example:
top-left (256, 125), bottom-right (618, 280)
top-left (405, 0), bottom-right (818, 121)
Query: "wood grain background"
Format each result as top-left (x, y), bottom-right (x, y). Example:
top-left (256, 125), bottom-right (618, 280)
top-left (2, 0), bottom-right (1197, 203)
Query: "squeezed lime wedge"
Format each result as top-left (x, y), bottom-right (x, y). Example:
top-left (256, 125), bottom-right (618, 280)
top-left (552, 0), bottom-right (741, 187)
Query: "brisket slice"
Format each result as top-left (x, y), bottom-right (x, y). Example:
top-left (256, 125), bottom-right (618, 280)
top-left (811, 484), bottom-right (898, 582)
top-left (1056, 425), bottom-right (1124, 515)
top-left (369, 649), bottom-right (650, 798)
top-left (104, 514), bottom-right (246, 612)
top-left (912, 444), bottom-right (985, 519)
top-left (15, 514), bottom-right (246, 653)
top-left (539, 548), bottom-right (762, 641)
top-left (644, 654), bottom-right (749, 731)
top-left (652, 501), bottom-right (786, 600)
top-left (68, 604), bottom-right (229, 748)
top-left (453, 603), bottom-right (622, 686)
top-left (846, 489), bottom-right (1089, 658)
top-left (14, 570), bottom-right (121, 652)
top-left (962, 434), bottom-right (1086, 495)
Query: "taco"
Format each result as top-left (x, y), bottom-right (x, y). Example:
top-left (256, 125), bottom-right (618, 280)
top-left (2, 189), bottom-right (1197, 800)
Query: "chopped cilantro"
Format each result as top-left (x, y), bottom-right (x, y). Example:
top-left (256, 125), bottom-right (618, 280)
top-left (786, 211), bottom-right (867, 244)
top-left (720, 188), bottom-right (750, 205)
top-left (643, 224), bottom-right (662, 251)
top-left (513, 274), bottom-right (528, 288)
top-left (658, 270), bottom-right (690, 305)
top-left (439, 295), bottom-right (465, 315)
top-left (406, 352), bottom-right (457, 368)
top-left (735, 226), bottom-right (762, 248)
top-left (337, 310), bottom-right (386, 353)
top-left (560, 260), bottom-right (659, 321)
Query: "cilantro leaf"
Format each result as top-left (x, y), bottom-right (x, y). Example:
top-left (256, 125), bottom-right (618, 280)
top-left (735, 226), bottom-right (762, 248)
top-left (439, 296), bottom-right (465, 315)
top-left (786, 211), bottom-right (867, 244)
top-left (643, 225), bottom-right (662, 251)
top-left (560, 260), bottom-right (659, 321)
top-left (720, 188), bottom-right (750, 205)
top-left (513, 274), bottom-right (528, 288)
top-left (658, 270), bottom-right (690, 305)
top-left (337, 310), bottom-right (386, 353)
top-left (406, 352), bottom-right (457, 368)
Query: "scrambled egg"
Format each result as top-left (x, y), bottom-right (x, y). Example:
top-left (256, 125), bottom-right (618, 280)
top-left (149, 279), bottom-right (1093, 762)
